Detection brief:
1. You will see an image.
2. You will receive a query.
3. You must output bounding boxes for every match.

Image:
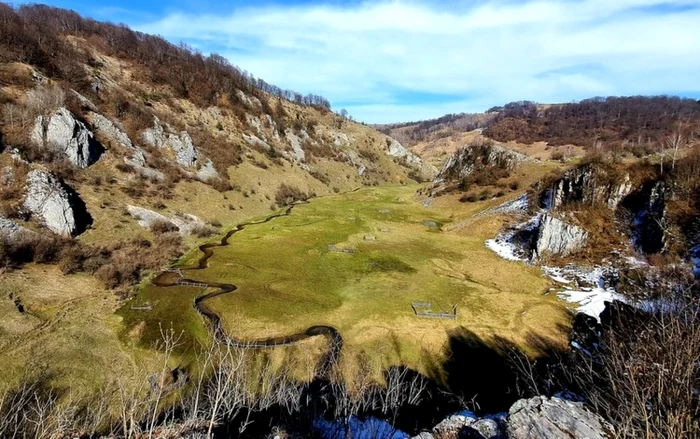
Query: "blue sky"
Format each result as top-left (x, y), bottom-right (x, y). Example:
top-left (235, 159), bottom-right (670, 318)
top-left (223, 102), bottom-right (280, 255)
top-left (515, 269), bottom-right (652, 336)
top-left (13, 0), bottom-right (700, 123)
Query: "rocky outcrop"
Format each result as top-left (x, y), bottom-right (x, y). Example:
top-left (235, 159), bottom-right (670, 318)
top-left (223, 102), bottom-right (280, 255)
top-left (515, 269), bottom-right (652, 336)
top-left (487, 213), bottom-right (588, 262)
top-left (412, 396), bottom-right (611, 439)
top-left (385, 136), bottom-right (422, 167)
top-left (385, 136), bottom-right (437, 179)
top-left (543, 164), bottom-right (632, 211)
top-left (533, 214), bottom-right (588, 261)
top-left (23, 170), bottom-right (91, 236)
top-left (0, 216), bottom-right (36, 242)
top-left (167, 132), bottom-right (198, 168)
top-left (285, 129), bottom-right (307, 162)
top-left (141, 117), bottom-right (167, 149)
top-left (507, 396), bottom-right (614, 439)
top-left (30, 107), bottom-right (104, 168)
top-left (87, 112), bottom-right (147, 168)
top-left (142, 117), bottom-right (199, 167)
top-left (436, 143), bottom-right (528, 184)
top-left (196, 159), bottom-right (220, 181)
top-left (126, 205), bottom-right (206, 236)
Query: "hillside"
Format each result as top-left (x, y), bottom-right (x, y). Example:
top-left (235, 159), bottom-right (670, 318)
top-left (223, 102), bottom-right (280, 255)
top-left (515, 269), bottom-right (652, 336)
top-left (0, 3), bottom-right (433, 253)
top-left (0, 0), bottom-right (435, 403)
top-left (1, 3), bottom-right (699, 439)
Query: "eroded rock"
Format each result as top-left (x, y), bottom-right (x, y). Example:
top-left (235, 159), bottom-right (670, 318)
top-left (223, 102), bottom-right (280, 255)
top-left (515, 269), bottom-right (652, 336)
top-left (0, 216), bottom-right (36, 242)
top-left (88, 112), bottom-right (147, 168)
top-left (23, 170), bottom-right (91, 236)
top-left (127, 205), bottom-right (205, 236)
top-left (30, 107), bottom-right (103, 168)
top-left (141, 117), bottom-right (199, 168)
top-left (436, 143), bottom-right (528, 184)
top-left (507, 396), bottom-right (614, 439)
top-left (543, 164), bottom-right (632, 211)
top-left (533, 214), bottom-right (588, 261)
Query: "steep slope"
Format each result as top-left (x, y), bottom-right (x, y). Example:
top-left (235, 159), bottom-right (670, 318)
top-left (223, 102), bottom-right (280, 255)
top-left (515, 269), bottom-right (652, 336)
top-left (0, 3), bottom-right (434, 255)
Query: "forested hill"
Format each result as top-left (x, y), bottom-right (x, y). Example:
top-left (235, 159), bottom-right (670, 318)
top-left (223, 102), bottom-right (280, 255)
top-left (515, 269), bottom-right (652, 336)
top-left (485, 97), bottom-right (700, 147)
top-left (0, 3), bottom-right (330, 110)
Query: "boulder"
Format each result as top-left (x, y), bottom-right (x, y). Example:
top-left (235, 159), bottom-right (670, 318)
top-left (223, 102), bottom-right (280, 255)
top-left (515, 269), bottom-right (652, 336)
top-left (23, 170), bottom-right (91, 236)
top-left (0, 216), bottom-right (36, 242)
top-left (432, 412), bottom-right (477, 437)
top-left (436, 143), bottom-right (528, 184)
top-left (30, 107), bottom-right (103, 168)
top-left (543, 164), bottom-right (632, 211)
top-left (506, 396), bottom-right (614, 439)
top-left (196, 159), bottom-right (220, 181)
top-left (533, 214), bottom-right (588, 261)
top-left (126, 205), bottom-right (205, 236)
top-left (141, 117), bottom-right (199, 168)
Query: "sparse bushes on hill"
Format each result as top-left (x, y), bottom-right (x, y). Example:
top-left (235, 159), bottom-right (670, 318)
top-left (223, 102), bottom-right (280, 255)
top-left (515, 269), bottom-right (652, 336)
top-left (0, 233), bottom-right (63, 269)
top-left (275, 184), bottom-right (308, 206)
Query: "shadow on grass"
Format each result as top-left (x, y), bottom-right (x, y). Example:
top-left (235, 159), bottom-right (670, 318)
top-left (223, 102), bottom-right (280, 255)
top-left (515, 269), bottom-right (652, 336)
top-left (223, 325), bottom-right (570, 438)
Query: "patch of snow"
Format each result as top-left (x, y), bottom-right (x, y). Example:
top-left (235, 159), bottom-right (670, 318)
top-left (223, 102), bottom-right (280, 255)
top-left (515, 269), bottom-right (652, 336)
top-left (485, 214), bottom-right (540, 262)
top-left (692, 246), bottom-right (700, 277)
top-left (542, 265), bottom-right (624, 320)
top-left (479, 193), bottom-right (529, 216)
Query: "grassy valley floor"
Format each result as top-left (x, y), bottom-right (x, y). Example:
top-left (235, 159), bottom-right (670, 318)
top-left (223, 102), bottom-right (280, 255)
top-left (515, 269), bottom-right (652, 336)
top-left (120, 184), bottom-right (570, 383)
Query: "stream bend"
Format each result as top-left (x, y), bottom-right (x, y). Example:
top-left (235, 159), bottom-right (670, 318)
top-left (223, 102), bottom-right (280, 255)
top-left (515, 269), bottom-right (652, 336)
top-left (152, 202), bottom-right (342, 374)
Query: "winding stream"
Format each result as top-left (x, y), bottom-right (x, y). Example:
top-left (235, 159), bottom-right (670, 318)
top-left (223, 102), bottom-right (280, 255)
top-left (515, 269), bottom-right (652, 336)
top-left (152, 202), bottom-right (343, 375)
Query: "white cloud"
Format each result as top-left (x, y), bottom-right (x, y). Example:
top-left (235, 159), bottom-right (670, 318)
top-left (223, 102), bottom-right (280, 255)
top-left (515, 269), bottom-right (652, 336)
top-left (137, 0), bottom-right (700, 123)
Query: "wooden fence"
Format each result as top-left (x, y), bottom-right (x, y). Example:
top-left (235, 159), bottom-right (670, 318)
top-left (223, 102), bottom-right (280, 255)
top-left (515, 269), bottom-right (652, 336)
top-left (411, 301), bottom-right (457, 319)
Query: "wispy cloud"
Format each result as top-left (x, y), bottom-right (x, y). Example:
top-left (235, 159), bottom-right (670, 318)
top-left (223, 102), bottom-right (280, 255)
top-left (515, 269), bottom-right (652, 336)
top-left (134, 0), bottom-right (700, 123)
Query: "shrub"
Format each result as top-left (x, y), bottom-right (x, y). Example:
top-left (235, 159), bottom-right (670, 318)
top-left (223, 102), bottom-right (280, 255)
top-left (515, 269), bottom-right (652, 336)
top-left (275, 184), bottom-right (308, 206)
top-left (150, 220), bottom-right (178, 235)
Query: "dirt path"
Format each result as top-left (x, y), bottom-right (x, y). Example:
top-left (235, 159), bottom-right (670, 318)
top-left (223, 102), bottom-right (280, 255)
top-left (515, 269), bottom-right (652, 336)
top-left (152, 202), bottom-right (342, 376)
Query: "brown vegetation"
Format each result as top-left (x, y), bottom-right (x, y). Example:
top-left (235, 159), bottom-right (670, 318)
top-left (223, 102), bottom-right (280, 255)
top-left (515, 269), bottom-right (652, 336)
top-left (275, 184), bottom-right (308, 207)
top-left (486, 97), bottom-right (700, 148)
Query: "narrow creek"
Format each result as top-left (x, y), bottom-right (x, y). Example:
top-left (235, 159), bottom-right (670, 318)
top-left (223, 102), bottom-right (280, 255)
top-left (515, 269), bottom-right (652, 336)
top-left (151, 201), bottom-right (342, 376)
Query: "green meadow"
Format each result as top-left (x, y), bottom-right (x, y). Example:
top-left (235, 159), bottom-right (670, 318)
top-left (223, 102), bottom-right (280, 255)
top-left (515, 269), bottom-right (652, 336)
top-left (120, 185), bottom-right (569, 377)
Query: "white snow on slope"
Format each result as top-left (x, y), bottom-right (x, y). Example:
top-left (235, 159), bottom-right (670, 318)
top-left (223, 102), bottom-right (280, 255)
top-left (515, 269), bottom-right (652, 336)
top-left (542, 266), bottom-right (625, 321)
top-left (484, 214), bottom-right (540, 262)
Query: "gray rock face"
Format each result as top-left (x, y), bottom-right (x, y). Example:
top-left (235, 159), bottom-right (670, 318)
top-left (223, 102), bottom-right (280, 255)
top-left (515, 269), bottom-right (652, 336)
top-left (196, 159), bottom-right (220, 181)
top-left (141, 117), bottom-right (167, 149)
top-left (436, 143), bottom-right (527, 185)
top-left (23, 170), bottom-right (91, 236)
top-left (544, 165), bottom-right (632, 211)
top-left (0, 216), bottom-right (36, 242)
top-left (30, 107), bottom-right (103, 168)
top-left (285, 129), bottom-right (307, 162)
top-left (507, 396), bottom-right (614, 439)
top-left (88, 112), bottom-right (147, 168)
top-left (127, 205), bottom-right (206, 236)
top-left (142, 117), bottom-right (199, 168)
top-left (533, 214), bottom-right (588, 261)
top-left (386, 136), bottom-right (422, 167)
top-left (432, 412), bottom-right (478, 436)
top-left (167, 132), bottom-right (198, 167)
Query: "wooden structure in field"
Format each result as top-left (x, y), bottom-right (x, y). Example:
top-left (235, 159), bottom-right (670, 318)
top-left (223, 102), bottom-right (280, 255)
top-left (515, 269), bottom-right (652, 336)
top-left (411, 301), bottom-right (457, 319)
